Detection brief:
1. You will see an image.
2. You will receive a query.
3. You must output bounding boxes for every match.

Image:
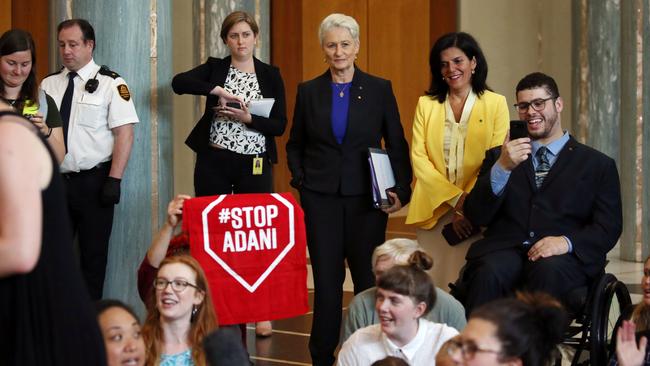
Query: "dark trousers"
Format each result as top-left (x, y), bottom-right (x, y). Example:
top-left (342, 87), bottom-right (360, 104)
top-left (300, 188), bottom-right (387, 366)
top-left (194, 148), bottom-right (272, 196)
top-left (63, 163), bottom-right (114, 300)
top-left (194, 148), bottom-right (273, 347)
top-left (462, 246), bottom-right (590, 316)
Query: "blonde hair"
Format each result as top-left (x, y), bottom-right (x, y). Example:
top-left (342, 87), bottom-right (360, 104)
top-left (319, 13), bottom-right (360, 46)
top-left (142, 255), bottom-right (218, 366)
top-left (371, 238), bottom-right (429, 273)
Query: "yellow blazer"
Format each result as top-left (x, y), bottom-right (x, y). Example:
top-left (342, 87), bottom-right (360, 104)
top-left (406, 90), bottom-right (509, 229)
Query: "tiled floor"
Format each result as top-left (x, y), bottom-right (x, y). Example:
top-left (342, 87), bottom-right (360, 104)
top-left (245, 240), bottom-right (646, 365)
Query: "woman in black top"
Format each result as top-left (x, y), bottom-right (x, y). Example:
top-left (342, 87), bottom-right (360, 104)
top-left (172, 10), bottom-right (287, 338)
top-left (0, 104), bottom-right (106, 365)
top-left (172, 11), bottom-right (287, 197)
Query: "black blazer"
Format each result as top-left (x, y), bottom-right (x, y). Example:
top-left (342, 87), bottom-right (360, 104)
top-left (464, 136), bottom-right (622, 278)
top-left (286, 68), bottom-right (412, 204)
top-left (171, 56), bottom-right (287, 163)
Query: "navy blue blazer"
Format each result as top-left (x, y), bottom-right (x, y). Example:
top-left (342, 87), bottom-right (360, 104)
top-left (464, 136), bottom-right (622, 278)
top-left (286, 68), bottom-right (412, 205)
top-left (171, 56), bottom-right (287, 163)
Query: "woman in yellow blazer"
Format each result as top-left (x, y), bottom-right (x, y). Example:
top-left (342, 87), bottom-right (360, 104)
top-left (406, 32), bottom-right (508, 290)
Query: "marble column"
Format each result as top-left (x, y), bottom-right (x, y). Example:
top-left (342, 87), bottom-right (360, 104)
top-left (199, 0), bottom-right (270, 62)
top-left (50, 0), bottom-right (173, 313)
top-left (620, 0), bottom-right (650, 261)
top-left (573, 0), bottom-right (650, 262)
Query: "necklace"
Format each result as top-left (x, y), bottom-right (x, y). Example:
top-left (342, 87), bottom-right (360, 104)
top-left (333, 82), bottom-right (351, 98)
top-left (0, 96), bottom-right (17, 107)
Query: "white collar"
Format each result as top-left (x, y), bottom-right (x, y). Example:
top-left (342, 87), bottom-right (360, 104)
top-left (65, 58), bottom-right (99, 82)
top-left (381, 318), bottom-right (428, 362)
top-left (444, 89), bottom-right (478, 125)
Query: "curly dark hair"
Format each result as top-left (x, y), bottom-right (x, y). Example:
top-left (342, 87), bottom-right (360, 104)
top-left (515, 72), bottom-right (560, 99)
top-left (426, 32), bottom-right (490, 103)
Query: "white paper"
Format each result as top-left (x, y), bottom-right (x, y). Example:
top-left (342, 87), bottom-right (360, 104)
top-left (369, 150), bottom-right (396, 200)
top-left (249, 98), bottom-right (275, 118)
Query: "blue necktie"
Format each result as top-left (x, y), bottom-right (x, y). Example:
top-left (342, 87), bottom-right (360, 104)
top-left (535, 146), bottom-right (551, 188)
top-left (60, 72), bottom-right (77, 149)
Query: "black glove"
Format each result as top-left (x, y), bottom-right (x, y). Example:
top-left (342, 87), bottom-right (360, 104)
top-left (100, 177), bottom-right (121, 205)
top-left (289, 174), bottom-right (303, 190)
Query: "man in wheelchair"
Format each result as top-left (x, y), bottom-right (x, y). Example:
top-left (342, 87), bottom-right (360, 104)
top-left (453, 72), bottom-right (623, 316)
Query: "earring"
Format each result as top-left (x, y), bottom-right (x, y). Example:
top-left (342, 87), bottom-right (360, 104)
top-left (442, 76), bottom-right (445, 81)
top-left (192, 305), bottom-right (198, 317)
top-left (472, 69), bottom-right (475, 74)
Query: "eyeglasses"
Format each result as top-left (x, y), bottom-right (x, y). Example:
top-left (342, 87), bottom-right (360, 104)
top-left (153, 278), bottom-right (200, 292)
top-left (513, 97), bottom-right (556, 113)
top-left (445, 338), bottom-right (501, 360)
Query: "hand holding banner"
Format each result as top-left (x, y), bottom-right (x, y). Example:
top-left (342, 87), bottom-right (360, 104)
top-left (182, 193), bottom-right (308, 325)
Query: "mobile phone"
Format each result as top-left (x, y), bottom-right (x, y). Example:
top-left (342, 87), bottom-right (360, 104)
top-left (226, 102), bottom-right (242, 109)
top-left (509, 120), bottom-right (529, 140)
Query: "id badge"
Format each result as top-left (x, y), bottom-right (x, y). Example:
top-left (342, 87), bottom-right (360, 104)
top-left (252, 157), bottom-right (263, 175)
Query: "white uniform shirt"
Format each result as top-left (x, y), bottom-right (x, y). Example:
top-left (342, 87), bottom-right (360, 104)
top-left (337, 319), bottom-right (458, 366)
top-left (41, 59), bottom-right (139, 173)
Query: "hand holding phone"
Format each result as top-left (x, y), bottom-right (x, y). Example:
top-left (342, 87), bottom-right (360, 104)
top-left (509, 120), bottom-right (529, 140)
top-left (226, 102), bottom-right (242, 109)
top-left (499, 120), bottom-right (532, 171)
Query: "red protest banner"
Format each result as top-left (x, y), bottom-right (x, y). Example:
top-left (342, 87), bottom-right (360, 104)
top-left (182, 193), bottom-right (308, 325)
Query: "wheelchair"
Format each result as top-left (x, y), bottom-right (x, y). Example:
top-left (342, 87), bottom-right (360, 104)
top-left (560, 271), bottom-right (632, 365)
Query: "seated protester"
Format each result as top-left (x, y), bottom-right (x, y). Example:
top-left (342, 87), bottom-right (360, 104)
top-left (142, 255), bottom-right (218, 366)
top-left (337, 251), bottom-right (458, 365)
top-left (136, 195), bottom-right (249, 349)
top-left (613, 321), bottom-right (650, 366)
top-left (609, 255), bottom-right (650, 366)
top-left (138, 194), bottom-right (191, 303)
top-left (96, 299), bottom-right (146, 366)
top-left (457, 72), bottom-right (622, 314)
top-left (343, 238), bottom-right (466, 342)
top-left (440, 292), bottom-right (566, 366)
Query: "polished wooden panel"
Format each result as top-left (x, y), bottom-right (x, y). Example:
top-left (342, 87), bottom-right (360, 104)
top-left (271, 0), bottom-right (302, 197)
top-left (368, 0), bottom-right (430, 149)
top-left (11, 0), bottom-right (49, 82)
top-left (430, 0), bottom-right (458, 46)
top-left (0, 1), bottom-right (11, 34)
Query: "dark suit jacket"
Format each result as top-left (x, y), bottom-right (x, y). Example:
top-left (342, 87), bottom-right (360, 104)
top-left (171, 56), bottom-right (287, 163)
top-left (464, 136), bottom-right (622, 278)
top-left (286, 68), bottom-right (412, 204)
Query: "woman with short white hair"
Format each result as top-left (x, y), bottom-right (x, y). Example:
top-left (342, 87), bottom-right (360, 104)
top-left (287, 12), bottom-right (412, 366)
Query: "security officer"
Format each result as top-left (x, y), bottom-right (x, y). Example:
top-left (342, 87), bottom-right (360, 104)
top-left (41, 19), bottom-right (139, 299)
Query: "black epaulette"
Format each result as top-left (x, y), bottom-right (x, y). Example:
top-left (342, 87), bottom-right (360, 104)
top-left (45, 66), bottom-right (64, 78)
top-left (98, 65), bottom-right (120, 79)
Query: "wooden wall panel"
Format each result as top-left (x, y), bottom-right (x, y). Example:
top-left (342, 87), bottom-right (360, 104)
top-left (271, 1), bottom-right (303, 195)
top-left (11, 0), bottom-right (49, 82)
top-left (430, 0), bottom-right (457, 47)
top-left (368, 0), bottom-right (430, 148)
top-left (0, 1), bottom-right (11, 34)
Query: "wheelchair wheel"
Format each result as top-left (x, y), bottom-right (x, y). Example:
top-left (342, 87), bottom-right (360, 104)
top-left (589, 274), bottom-right (632, 365)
